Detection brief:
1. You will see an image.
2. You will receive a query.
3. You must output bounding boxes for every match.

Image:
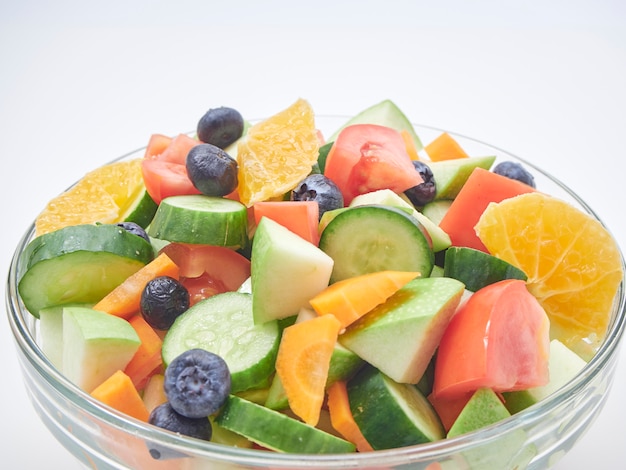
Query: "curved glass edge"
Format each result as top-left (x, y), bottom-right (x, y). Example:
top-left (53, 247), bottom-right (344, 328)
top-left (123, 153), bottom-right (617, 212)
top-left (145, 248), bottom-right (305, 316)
top-left (5, 117), bottom-right (626, 469)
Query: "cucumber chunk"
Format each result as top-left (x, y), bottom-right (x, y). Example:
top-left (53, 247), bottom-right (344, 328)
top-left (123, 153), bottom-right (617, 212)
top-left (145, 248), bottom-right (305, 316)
top-left (347, 365), bottom-right (444, 450)
top-left (18, 224), bottom-right (154, 316)
top-left (162, 292), bottom-right (280, 393)
top-left (148, 195), bottom-right (248, 248)
top-left (443, 246), bottom-right (527, 292)
top-left (215, 395), bottom-right (356, 454)
top-left (319, 205), bottom-right (434, 283)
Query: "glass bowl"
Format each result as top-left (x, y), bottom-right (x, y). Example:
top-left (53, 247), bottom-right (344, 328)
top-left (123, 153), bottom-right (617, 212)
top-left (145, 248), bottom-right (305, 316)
top-left (6, 116), bottom-right (626, 469)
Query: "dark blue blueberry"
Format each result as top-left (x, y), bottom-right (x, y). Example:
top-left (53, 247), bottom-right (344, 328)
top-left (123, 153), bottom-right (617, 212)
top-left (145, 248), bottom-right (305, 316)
top-left (197, 107), bottom-right (244, 149)
top-left (116, 221), bottom-right (150, 243)
top-left (186, 144), bottom-right (238, 197)
top-left (404, 160), bottom-right (436, 207)
top-left (164, 349), bottom-right (231, 419)
top-left (140, 276), bottom-right (190, 330)
top-left (291, 174), bottom-right (344, 219)
top-left (148, 402), bottom-right (212, 455)
top-left (492, 161), bottom-right (536, 188)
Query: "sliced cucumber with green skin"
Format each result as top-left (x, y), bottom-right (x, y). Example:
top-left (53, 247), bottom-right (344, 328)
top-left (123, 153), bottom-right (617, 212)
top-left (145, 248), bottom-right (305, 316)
top-left (121, 188), bottom-right (158, 228)
top-left (147, 195), bottom-right (248, 249)
top-left (18, 224), bottom-right (154, 317)
top-left (347, 365), bottom-right (444, 450)
top-left (443, 246), bottom-right (527, 292)
top-left (215, 395), bottom-right (356, 454)
top-left (162, 292), bottom-right (280, 393)
top-left (319, 204), bottom-right (434, 283)
top-left (326, 99), bottom-right (423, 151)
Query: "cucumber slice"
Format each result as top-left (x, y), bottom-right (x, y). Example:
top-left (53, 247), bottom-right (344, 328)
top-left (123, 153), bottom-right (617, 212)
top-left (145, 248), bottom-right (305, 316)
top-left (121, 188), bottom-right (158, 228)
top-left (18, 224), bottom-right (154, 316)
top-left (443, 246), bottom-right (527, 292)
top-left (148, 195), bottom-right (248, 249)
top-left (215, 395), bottom-right (356, 454)
top-left (162, 292), bottom-right (280, 393)
top-left (319, 205), bottom-right (434, 283)
top-left (347, 365), bottom-right (444, 450)
top-left (326, 99), bottom-right (423, 151)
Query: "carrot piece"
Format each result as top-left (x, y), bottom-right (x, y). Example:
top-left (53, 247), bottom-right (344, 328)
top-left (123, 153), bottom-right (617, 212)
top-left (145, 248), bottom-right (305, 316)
top-left (253, 201), bottom-right (320, 245)
top-left (309, 271), bottom-right (419, 328)
top-left (275, 314), bottom-right (342, 426)
top-left (91, 370), bottom-right (150, 422)
top-left (123, 314), bottom-right (164, 390)
top-left (400, 129), bottom-right (420, 161)
top-left (327, 380), bottom-right (374, 452)
top-left (142, 373), bottom-right (167, 414)
top-left (93, 252), bottom-right (180, 319)
top-left (438, 168), bottom-right (535, 252)
top-left (144, 133), bottom-right (173, 159)
top-left (425, 132), bottom-right (469, 161)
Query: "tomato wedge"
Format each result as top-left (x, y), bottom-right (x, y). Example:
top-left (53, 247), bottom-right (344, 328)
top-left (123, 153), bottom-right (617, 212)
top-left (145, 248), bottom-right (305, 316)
top-left (432, 279), bottom-right (550, 399)
top-left (159, 243), bottom-right (251, 305)
top-left (324, 124), bottom-right (423, 205)
top-left (141, 133), bottom-right (203, 204)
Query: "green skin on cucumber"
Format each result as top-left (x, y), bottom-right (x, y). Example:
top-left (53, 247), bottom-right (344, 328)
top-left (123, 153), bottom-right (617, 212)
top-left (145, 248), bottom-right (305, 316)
top-left (18, 224), bottom-right (154, 316)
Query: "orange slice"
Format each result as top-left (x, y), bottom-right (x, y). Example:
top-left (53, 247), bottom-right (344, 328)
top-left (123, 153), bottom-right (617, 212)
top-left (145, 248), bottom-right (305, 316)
top-left (475, 192), bottom-right (623, 360)
top-left (35, 158), bottom-right (146, 236)
top-left (236, 98), bottom-right (319, 207)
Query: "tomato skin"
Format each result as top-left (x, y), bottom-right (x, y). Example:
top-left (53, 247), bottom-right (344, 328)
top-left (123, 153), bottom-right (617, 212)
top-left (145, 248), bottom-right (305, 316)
top-left (141, 133), bottom-right (203, 204)
top-left (159, 243), bottom-right (251, 304)
top-left (432, 279), bottom-right (550, 400)
top-left (141, 159), bottom-right (201, 204)
top-left (324, 124), bottom-right (422, 205)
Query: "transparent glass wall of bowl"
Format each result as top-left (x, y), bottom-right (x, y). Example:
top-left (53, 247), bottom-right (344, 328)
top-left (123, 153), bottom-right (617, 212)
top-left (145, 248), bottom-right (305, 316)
top-left (5, 117), bottom-right (626, 470)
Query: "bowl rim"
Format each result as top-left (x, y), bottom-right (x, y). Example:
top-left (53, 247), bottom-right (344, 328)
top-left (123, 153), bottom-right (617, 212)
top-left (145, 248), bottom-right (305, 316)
top-left (6, 117), bottom-right (626, 467)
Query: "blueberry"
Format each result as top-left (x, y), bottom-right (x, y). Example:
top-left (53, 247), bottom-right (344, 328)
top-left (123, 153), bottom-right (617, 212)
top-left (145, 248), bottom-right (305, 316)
top-left (291, 174), bottom-right (344, 219)
top-left (197, 107), bottom-right (244, 149)
top-left (164, 349), bottom-right (231, 419)
top-left (492, 161), bottom-right (536, 188)
top-left (404, 160), bottom-right (436, 206)
top-left (116, 221), bottom-right (150, 243)
top-left (148, 402), bottom-right (212, 452)
top-left (140, 276), bottom-right (190, 330)
top-left (186, 144), bottom-right (238, 197)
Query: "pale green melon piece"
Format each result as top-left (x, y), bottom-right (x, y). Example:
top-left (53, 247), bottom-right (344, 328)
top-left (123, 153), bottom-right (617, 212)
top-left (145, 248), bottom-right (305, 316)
top-left (340, 277), bottom-right (464, 383)
top-left (429, 155), bottom-right (496, 199)
top-left (62, 306), bottom-right (140, 392)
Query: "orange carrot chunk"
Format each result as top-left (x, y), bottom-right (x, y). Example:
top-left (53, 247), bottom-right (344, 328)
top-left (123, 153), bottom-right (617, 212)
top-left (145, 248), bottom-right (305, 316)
top-left (93, 252), bottom-right (180, 319)
top-left (309, 270), bottom-right (419, 328)
top-left (327, 380), bottom-right (374, 452)
top-left (425, 132), bottom-right (470, 161)
top-left (275, 314), bottom-right (342, 426)
top-left (123, 314), bottom-right (164, 390)
top-left (91, 370), bottom-right (150, 422)
top-left (400, 129), bottom-right (421, 161)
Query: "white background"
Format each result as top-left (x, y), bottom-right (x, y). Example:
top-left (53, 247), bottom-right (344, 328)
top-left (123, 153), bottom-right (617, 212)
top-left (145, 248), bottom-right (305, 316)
top-left (1, 1), bottom-right (624, 468)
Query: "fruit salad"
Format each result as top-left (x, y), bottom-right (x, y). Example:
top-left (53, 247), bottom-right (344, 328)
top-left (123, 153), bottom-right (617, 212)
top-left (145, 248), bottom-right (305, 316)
top-left (16, 99), bottom-right (623, 463)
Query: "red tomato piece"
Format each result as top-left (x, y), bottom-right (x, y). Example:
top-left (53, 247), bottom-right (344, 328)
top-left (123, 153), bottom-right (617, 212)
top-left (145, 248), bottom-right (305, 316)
top-left (253, 201), bottom-right (320, 246)
top-left (159, 243), bottom-right (251, 304)
top-left (144, 134), bottom-right (173, 159)
top-left (157, 133), bottom-right (202, 165)
top-left (141, 159), bottom-right (201, 204)
top-left (323, 124), bottom-right (422, 205)
top-left (432, 279), bottom-right (550, 400)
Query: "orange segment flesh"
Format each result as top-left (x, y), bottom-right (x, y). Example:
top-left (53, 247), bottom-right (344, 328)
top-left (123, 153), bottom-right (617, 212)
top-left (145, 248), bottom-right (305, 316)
top-left (236, 98), bottom-right (319, 207)
top-left (35, 158), bottom-right (146, 236)
top-left (475, 192), bottom-right (623, 359)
